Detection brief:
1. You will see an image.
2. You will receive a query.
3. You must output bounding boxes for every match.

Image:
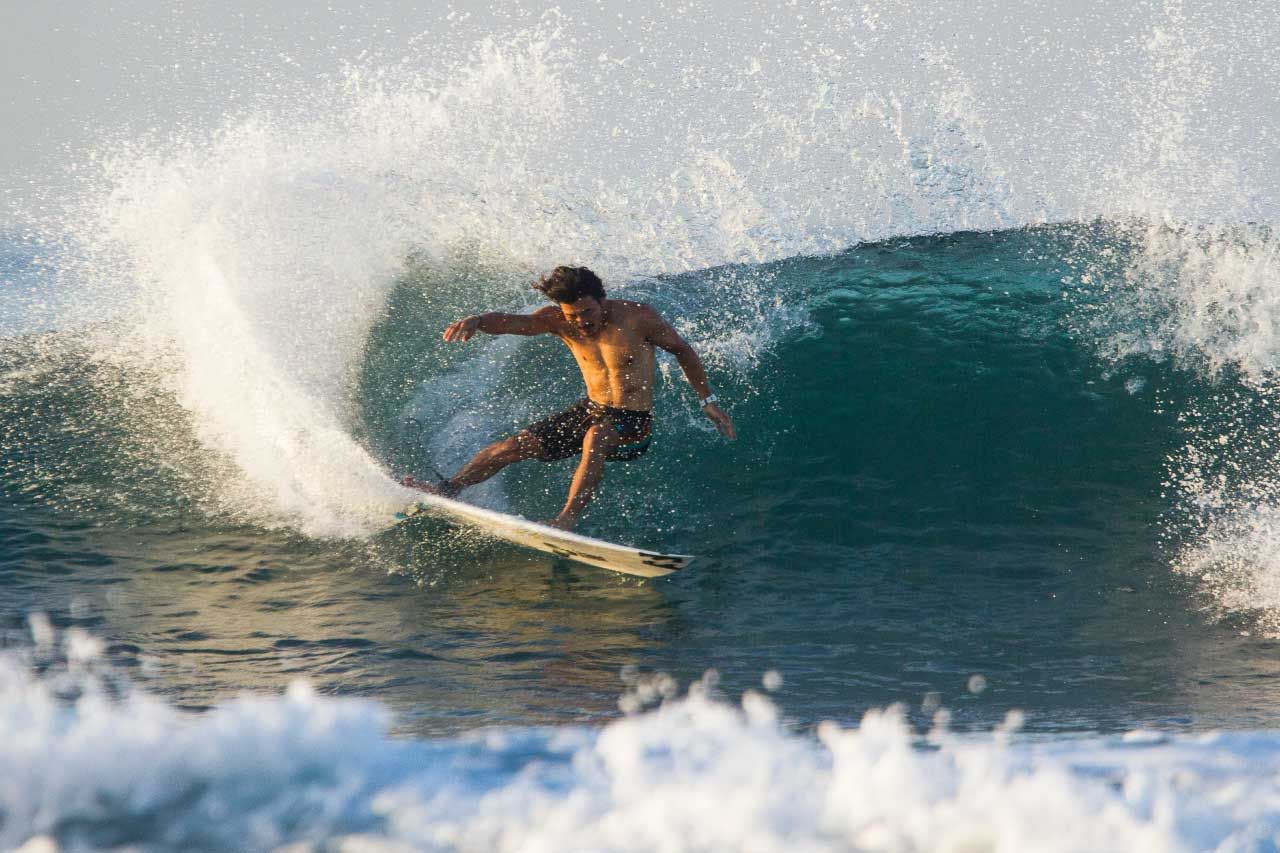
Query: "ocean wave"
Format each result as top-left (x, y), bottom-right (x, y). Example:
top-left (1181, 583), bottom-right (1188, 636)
top-left (3, 629), bottom-right (1278, 852)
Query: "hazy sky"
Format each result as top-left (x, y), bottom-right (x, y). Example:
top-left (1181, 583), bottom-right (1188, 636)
top-left (3, 0), bottom-right (1277, 230)
top-left (0, 0), bottom-right (1140, 179)
top-left (2, 2), bottom-right (466, 186)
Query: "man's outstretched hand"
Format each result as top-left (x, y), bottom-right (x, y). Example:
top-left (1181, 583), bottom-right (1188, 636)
top-left (443, 316), bottom-right (481, 342)
top-left (704, 402), bottom-right (736, 440)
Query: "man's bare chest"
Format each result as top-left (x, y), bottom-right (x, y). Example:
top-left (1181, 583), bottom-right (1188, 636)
top-left (563, 331), bottom-right (654, 375)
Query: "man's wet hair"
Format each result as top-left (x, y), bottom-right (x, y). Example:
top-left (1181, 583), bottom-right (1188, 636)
top-left (534, 266), bottom-right (605, 303)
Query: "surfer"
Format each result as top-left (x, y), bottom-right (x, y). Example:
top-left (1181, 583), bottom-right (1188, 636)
top-left (403, 266), bottom-right (735, 530)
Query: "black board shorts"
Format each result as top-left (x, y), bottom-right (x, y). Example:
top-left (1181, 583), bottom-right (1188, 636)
top-left (521, 398), bottom-right (653, 462)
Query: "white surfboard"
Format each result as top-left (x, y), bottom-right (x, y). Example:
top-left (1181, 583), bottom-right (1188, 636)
top-left (395, 492), bottom-right (693, 578)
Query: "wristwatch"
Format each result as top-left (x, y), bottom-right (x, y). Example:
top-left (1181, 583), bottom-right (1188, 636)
top-left (700, 393), bottom-right (718, 408)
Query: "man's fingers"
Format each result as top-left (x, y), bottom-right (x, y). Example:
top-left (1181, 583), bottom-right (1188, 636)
top-left (443, 321), bottom-right (471, 342)
top-left (713, 412), bottom-right (736, 440)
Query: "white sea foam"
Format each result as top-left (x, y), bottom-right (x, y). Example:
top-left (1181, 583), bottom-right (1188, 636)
top-left (1086, 225), bottom-right (1280, 634)
top-left (1085, 224), bottom-right (1280, 381)
top-left (1058, 0), bottom-right (1280, 634)
top-left (3, 639), bottom-right (1280, 852)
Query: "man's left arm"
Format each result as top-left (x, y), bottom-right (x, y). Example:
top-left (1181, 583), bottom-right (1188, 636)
top-left (643, 308), bottom-right (736, 440)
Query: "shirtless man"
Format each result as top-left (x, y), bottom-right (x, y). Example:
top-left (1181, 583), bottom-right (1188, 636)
top-left (404, 266), bottom-right (735, 530)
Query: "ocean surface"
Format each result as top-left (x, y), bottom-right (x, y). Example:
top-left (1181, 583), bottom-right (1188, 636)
top-left (5, 2), bottom-right (1280, 850)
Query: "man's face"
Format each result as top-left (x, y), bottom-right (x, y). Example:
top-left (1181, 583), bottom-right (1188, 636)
top-left (559, 296), bottom-right (604, 338)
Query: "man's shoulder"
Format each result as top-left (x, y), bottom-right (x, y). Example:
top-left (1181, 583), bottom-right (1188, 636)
top-left (529, 304), bottom-right (564, 329)
top-left (612, 299), bottom-right (657, 312)
top-left (612, 300), bottom-right (664, 324)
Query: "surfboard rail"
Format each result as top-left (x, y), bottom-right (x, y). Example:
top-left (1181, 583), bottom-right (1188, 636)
top-left (396, 492), bottom-right (693, 578)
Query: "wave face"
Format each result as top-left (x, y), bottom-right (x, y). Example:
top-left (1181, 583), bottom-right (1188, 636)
top-left (367, 224), bottom-right (1168, 556)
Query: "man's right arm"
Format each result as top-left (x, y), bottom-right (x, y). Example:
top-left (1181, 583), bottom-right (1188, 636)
top-left (443, 307), bottom-right (558, 342)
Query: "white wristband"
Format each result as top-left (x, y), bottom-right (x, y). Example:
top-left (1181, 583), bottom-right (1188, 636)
top-left (700, 393), bottom-right (718, 408)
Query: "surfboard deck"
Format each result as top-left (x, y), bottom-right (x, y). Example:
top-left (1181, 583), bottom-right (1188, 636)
top-left (395, 492), bottom-right (692, 578)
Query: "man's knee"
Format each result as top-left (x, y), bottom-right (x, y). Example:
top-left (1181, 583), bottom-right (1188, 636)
top-left (509, 431), bottom-right (544, 461)
top-left (582, 422), bottom-right (620, 456)
top-left (482, 435), bottom-right (525, 464)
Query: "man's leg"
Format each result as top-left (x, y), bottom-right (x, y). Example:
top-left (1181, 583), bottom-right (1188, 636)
top-left (406, 432), bottom-right (543, 496)
top-left (549, 423), bottom-right (619, 530)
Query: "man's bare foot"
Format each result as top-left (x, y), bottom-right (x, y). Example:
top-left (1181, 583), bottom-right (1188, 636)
top-left (543, 514), bottom-right (578, 531)
top-left (401, 475), bottom-right (460, 498)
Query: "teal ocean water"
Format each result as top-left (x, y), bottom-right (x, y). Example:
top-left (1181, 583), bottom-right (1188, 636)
top-left (5, 4), bottom-right (1280, 849)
